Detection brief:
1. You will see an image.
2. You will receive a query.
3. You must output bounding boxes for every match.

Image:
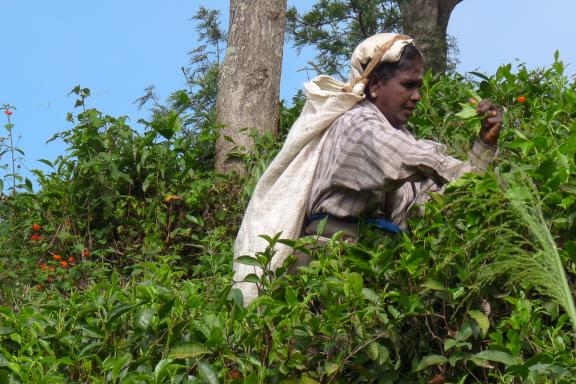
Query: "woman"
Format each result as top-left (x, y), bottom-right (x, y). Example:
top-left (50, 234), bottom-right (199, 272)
top-left (234, 33), bottom-right (502, 303)
top-left (303, 35), bottom-right (502, 243)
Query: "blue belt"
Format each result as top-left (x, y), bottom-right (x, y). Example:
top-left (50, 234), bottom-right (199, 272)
top-left (308, 214), bottom-right (402, 234)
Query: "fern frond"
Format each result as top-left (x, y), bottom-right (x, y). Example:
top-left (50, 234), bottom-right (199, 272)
top-left (473, 169), bottom-right (576, 335)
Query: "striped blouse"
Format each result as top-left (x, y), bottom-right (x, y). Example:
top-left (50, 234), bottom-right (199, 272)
top-left (307, 99), bottom-right (497, 229)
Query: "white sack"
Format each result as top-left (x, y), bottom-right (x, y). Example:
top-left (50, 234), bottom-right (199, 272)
top-left (233, 76), bottom-right (365, 305)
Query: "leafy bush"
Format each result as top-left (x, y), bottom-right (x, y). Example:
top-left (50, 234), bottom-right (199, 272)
top-left (1, 55), bottom-right (576, 383)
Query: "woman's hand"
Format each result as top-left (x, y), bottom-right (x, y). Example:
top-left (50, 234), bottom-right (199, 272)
top-left (477, 99), bottom-right (503, 146)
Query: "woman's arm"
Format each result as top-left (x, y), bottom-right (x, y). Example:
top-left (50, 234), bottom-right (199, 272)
top-left (327, 104), bottom-right (498, 192)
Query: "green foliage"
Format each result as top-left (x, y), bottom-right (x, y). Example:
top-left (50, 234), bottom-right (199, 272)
top-left (286, 0), bottom-right (461, 79)
top-left (287, 0), bottom-right (402, 79)
top-left (135, 6), bottom-right (226, 159)
top-left (1, 104), bottom-right (26, 197)
top-left (474, 168), bottom-right (576, 333)
top-left (2, 55), bottom-right (576, 383)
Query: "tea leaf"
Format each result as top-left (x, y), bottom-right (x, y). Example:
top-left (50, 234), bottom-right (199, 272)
top-left (236, 256), bottom-right (263, 268)
top-left (468, 310), bottom-right (490, 334)
top-left (197, 361), bottom-right (218, 384)
top-left (168, 343), bottom-right (210, 359)
top-left (134, 307), bottom-right (155, 331)
top-left (472, 350), bottom-right (521, 366)
top-left (455, 103), bottom-right (478, 119)
top-left (415, 354), bottom-right (447, 371)
top-left (325, 361), bottom-right (339, 375)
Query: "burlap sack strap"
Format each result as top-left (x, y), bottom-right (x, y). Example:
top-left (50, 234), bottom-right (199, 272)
top-left (342, 34), bottom-right (412, 93)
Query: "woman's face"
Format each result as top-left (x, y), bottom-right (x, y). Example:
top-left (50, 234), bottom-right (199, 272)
top-left (369, 60), bottom-right (424, 128)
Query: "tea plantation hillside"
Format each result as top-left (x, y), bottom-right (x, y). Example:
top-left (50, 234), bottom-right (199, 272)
top-left (1, 58), bottom-right (576, 383)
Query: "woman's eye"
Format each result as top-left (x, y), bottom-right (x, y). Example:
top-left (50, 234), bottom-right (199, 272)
top-left (403, 82), bottom-right (421, 89)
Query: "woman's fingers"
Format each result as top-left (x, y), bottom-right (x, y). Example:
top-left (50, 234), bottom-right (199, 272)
top-left (477, 99), bottom-right (503, 146)
top-left (477, 99), bottom-right (500, 117)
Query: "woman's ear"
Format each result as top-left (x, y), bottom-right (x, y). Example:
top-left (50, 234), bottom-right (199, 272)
top-left (367, 77), bottom-right (381, 100)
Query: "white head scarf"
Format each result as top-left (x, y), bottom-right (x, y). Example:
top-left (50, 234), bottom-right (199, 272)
top-left (349, 33), bottom-right (415, 85)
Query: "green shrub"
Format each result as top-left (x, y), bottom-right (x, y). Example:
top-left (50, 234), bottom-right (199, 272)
top-left (1, 56), bottom-right (576, 383)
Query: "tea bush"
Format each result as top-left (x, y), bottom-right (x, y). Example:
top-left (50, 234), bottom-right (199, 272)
top-left (1, 56), bottom-right (575, 383)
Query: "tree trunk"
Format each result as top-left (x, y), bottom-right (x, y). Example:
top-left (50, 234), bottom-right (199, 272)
top-left (399, 0), bottom-right (462, 74)
top-left (215, 0), bottom-right (287, 173)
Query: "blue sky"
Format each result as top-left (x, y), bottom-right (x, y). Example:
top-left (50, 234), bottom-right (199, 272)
top-left (1, 0), bottom-right (575, 191)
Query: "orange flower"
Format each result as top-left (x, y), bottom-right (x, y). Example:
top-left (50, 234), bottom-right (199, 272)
top-left (40, 263), bottom-right (48, 271)
top-left (68, 256), bottom-right (75, 263)
top-left (60, 261), bottom-right (68, 268)
top-left (32, 223), bottom-right (40, 232)
top-left (53, 254), bottom-right (62, 261)
top-left (82, 248), bottom-right (90, 258)
top-left (31, 234), bottom-right (43, 242)
top-left (516, 95), bottom-right (526, 103)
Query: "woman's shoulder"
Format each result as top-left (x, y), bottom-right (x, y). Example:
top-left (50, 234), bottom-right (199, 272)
top-left (327, 100), bottom-right (387, 143)
top-left (337, 99), bottom-right (384, 126)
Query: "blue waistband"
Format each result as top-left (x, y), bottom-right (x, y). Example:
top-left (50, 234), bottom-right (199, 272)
top-left (309, 214), bottom-right (402, 234)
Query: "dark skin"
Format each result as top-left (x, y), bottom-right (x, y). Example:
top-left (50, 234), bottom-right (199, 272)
top-left (368, 60), bottom-right (503, 146)
top-left (476, 99), bottom-right (503, 146)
